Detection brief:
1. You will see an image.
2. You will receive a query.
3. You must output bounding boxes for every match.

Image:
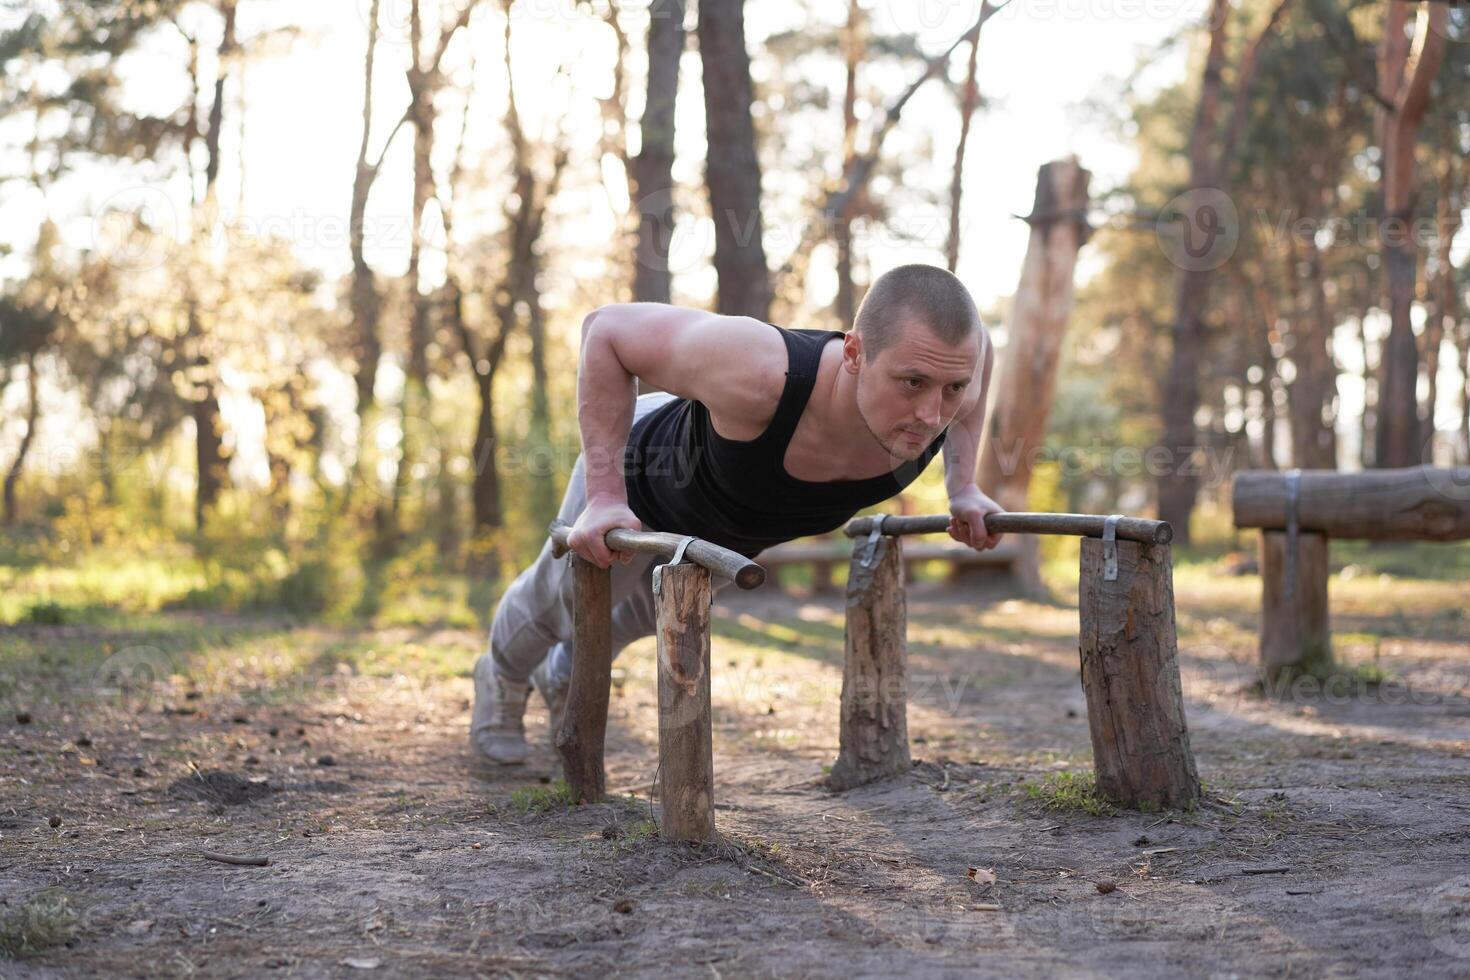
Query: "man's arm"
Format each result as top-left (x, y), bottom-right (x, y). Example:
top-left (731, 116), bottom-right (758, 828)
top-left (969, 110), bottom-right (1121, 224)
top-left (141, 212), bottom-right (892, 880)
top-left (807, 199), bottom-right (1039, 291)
top-left (941, 331), bottom-right (1005, 551)
top-left (567, 303), bottom-right (785, 568)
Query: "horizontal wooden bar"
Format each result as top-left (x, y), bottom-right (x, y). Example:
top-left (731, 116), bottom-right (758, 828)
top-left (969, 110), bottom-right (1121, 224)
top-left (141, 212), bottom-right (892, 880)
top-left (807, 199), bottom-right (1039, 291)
top-left (548, 519), bottom-right (766, 590)
top-left (758, 538), bottom-right (1021, 565)
top-left (843, 512), bottom-right (1172, 545)
top-left (1232, 467), bottom-right (1470, 541)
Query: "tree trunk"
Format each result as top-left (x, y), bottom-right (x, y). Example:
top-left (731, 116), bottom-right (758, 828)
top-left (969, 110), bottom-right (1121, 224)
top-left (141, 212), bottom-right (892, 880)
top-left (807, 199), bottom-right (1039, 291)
top-left (1157, 0), bottom-right (1291, 542)
top-left (1288, 232), bottom-right (1338, 469)
top-left (526, 285), bottom-right (557, 534)
top-left (631, 0), bottom-right (685, 304)
top-left (1424, 164), bottom-right (1460, 460)
top-left (945, 4), bottom-right (987, 273)
top-left (1373, 2), bottom-right (1448, 468)
top-left (349, 0), bottom-right (385, 426)
top-left (470, 372), bottom-right (503, 533)
top-left (697, 0), bottom-right (771, 320)
top-left (2, 351), bottom-right (38, 527)
top-left (977, 158), bottom-right (1090, 511)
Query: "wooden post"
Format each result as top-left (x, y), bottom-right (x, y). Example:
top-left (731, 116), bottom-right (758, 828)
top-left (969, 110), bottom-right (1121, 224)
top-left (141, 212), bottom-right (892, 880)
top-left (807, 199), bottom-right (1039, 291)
top-left (829, 534), bottom-right (909, 791)
top-left (1259, 530), bottom-right (1331, 684)
top-left (654, 561), bottom-right (716, 842)
top-left (1078, 538), bottom-right (1199, 810)
top-left (555, 555), bottom-right (612, 804)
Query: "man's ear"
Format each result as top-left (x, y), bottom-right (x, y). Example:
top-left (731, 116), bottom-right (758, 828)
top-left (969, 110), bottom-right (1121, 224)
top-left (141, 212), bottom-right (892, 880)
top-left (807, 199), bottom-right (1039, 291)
top-left (842, 332), bottom-right (863, 374)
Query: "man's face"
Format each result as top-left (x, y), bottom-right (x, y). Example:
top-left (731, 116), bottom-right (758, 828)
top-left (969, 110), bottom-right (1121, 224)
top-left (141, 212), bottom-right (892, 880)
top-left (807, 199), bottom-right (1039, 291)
top-left (850, 319), bottom-right (981, 462)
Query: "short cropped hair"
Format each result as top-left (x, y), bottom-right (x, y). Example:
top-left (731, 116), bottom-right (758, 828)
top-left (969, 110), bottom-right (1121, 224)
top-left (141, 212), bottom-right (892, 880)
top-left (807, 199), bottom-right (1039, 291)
top-left (853, 263), bottom-right (982, 361)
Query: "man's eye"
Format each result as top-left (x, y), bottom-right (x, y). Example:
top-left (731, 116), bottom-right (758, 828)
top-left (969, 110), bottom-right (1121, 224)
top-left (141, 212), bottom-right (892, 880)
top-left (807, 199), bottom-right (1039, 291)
top-left (904, 379), bottom-right (921, 389)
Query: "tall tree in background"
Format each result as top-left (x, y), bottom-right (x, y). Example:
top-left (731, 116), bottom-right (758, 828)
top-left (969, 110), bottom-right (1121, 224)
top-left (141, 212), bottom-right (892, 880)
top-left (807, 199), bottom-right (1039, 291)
top-left (946, 2), bottom-right (992, 273)
top-left (632, 0), bottom-right (686, 304)
top-left (769, 1), bottom-right (1007, 323)
top-left (698, 0), bottom-right (771, 320)
top-left (1241, 3), bottom-right (1371, 469)
top-left (179, 1), bottom-right (238, 531)
top-left (347, 0), bottom-right (399, 470)
top-left (447, 8), bottom-right (572, 557)
top-left (1156, 0), bottom-right (1290, 544)
top-left (388, 0), bottom-right (480, 542)
top-left (1372, 1), bottom-right (1447, 468)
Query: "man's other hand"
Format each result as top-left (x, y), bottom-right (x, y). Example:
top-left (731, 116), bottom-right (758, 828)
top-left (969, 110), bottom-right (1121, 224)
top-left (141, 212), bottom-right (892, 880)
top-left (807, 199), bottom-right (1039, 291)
top-left (948, 485), bottom-right (1004, 552)
top-left (567, 495), bottom-right (643, 569)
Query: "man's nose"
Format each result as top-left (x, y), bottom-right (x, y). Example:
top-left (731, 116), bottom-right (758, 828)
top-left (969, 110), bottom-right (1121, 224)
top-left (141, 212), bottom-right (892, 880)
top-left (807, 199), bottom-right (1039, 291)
top-left (915, 390), bottom-right (943, 427)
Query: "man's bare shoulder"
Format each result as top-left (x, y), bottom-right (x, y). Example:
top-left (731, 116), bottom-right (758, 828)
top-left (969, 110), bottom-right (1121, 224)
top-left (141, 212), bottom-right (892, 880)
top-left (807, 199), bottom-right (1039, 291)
top-left (694, 317), bottom-right (790, 437)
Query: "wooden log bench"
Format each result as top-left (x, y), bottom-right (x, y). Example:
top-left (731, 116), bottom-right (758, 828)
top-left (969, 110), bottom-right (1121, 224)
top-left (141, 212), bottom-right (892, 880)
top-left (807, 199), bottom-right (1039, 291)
top-left (833, 512), bottom-right (1199, 811)
top-left (756, 536), bottom-right (1023, 592)
top-left (1232, 466), bottom-right (1470, 683)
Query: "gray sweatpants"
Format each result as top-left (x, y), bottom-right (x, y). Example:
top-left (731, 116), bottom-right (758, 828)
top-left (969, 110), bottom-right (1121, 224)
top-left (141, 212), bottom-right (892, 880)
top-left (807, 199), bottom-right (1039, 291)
top-left (480, 391), bottom-right (739, 689)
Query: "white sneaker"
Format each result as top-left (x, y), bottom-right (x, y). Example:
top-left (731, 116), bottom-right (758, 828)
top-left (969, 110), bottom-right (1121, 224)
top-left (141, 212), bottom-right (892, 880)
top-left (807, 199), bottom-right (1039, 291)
top-left (470, 655), bottom-right (532, 765)
top-left (530, 658), bottom-right (570, 737)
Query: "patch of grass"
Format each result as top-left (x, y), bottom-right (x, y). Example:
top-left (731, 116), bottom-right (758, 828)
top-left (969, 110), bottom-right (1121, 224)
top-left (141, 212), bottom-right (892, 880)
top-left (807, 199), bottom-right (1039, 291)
top-left (508, 778), bottom-right (578, 814)
top-left (19, 600), bottom-right (73, 626)
top-left (1258, 654), bottom-right (1392, 700)
top-left (1022, 771), bottom-right (1117, 817)
top-left (0, 888), bottom-right (82, 959)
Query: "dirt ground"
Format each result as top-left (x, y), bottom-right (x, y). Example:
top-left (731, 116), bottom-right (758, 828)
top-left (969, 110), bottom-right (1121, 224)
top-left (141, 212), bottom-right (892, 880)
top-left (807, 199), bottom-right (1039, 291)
top-left (3, 567), bottom-right (1469, 979)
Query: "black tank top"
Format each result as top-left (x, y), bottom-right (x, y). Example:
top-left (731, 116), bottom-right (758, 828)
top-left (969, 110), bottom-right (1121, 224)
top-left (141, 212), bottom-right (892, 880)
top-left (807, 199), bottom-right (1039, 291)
top-left (623, 324), bottom-right (948, 558)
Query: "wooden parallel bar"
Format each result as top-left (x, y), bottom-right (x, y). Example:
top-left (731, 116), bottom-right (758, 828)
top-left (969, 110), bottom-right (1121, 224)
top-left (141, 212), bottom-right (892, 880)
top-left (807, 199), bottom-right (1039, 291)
top-left (548, 519), bottom-right (765, 589)
top-left (844, 512), bottom-right (1172, 545)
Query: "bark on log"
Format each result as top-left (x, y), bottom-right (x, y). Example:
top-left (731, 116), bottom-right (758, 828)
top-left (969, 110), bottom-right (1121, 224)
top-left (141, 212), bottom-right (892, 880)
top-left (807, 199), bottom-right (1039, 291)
top-left (1259, 530), bottom-right (1332, 682)
top-left (829, 535), bottom-right (910, 791)
top-left (1078, 538), bottom-right (1199, 810)
top-left (555, 555), bottom-right (612, 804)
top-left (1232, 467), bottom-right (1470, 540)
top-left (654, 561), bottom-right (716, 842)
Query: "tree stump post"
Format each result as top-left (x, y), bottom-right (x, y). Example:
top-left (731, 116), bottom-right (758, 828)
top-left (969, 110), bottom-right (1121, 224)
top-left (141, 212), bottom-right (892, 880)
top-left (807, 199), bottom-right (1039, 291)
top-left (555, 555), bottom-right (612, 804)
top-left (654, 561), bottom-right (716, 842)
top-left (1078, 537), bottom-right (1199, 810)
top-left (1258, 530), bottom-right (1331, 684)
top-left (829, 534), bottom-right (909, 791)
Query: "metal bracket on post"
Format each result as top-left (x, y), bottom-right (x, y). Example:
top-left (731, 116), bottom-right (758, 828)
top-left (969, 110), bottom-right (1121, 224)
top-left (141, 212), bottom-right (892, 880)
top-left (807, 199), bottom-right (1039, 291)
top-left (651, 535), bottom-right (696, 597)
top-left (859, 514), bottom-right (888, 569)
top-left (1284, 469), bottom-right (1301, 605)
top-left (1102, 514), bottom-right (1122, 581)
